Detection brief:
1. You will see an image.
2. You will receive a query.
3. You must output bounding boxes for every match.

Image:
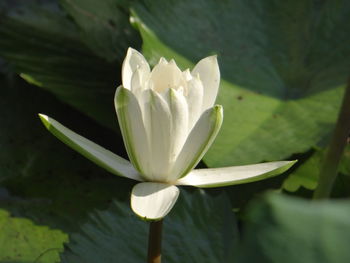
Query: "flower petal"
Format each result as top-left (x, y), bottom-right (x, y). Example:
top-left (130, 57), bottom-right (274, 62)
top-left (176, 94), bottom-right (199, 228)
top-left (150, 58), bottom-right (185, 93)
top-left (142, 90), bottom-right (172, 180)
top-left (191, 55), bottom-right (220, 111)
top-left (114, 86), bottom-right (151, 177)
top-left (131, 182), bottom-right (179, 221)
top-left (186, 76), bottom-right (204, 130)
top-left (171, 105), bottom-right (223, 180)
top-left (176, 161), bottom-right (297, 187)
top-left (38, 114), bottom-right (143, 181)
top-left (163, 88), bottom-right (189, 181)
top-left (182, 69), bottom-right (192, 81)
top-left (130, 66), bottom-right (150, 98)
top-left (122, 48), bottom-right (150, 90)
top-left (167, 89), bottom-right (189, 153)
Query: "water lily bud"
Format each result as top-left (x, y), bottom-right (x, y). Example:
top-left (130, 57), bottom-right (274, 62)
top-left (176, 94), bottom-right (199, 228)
top-left (39, 48), bottom-right (296, 221)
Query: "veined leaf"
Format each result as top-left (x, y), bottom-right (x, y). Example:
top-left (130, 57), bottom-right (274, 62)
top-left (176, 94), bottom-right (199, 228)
top-left (60, 189), bottom-right (238, 263)
top-left (131, 0), bottom-right (350, 167)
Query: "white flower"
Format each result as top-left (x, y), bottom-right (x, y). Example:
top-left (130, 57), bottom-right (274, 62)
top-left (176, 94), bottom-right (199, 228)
top-left (116, 48), bottom-right (222, 184)
top-left (39, 48), bottom-right (296, 221)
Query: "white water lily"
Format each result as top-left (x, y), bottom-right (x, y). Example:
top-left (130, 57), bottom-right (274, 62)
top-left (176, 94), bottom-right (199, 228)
top-left (39, 48), bottom-right (295, 221)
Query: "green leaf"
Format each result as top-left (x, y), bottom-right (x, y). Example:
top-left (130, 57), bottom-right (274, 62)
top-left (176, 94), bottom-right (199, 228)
top-left (0, 0), bottom-right (137, 129)
top-left (283, 150), bottom-right (321, 192)
top-left (283, 145), bottom-right (350, 193)
top-left (0, 208), bottom-right (67, 263)
top-left (339, 145), bottom-right (350, 176)
top-left (60, 189), bottom-right (238, 263)
top-left (131, 0), bottom-right (350, 167)
top-left (60, 0), bottom-right (140, 61)
top-left (0, 73), bottom-right (133, 233)
top-left (238, 193), bottom-right (350, 263)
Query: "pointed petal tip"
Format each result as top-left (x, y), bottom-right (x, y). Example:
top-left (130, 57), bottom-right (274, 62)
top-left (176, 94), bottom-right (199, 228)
top-left (214, 104), bottom-right (223, 114)
top-left (212, 105), bottom-right (224, 127)
top-left (126, 47), bottom-right (133, 54)
top-left (114, 85), bottom-right (128, 108)
top-left (201, 54), bottom-right (219, 65)
top-left (38, 113), bottom-right (51, 129)
top-left (208, 54), bottom-right (218, 61)
top-left (127, 47), bottom-right (140, 55)
top-left (158, 57), bottom-right (168, 64)
top-left (38, 113), bottom-right (47, 120)
top-left (114, 85), bottom-right (124, 96)
top-left (122, 48), bottom-right (149, 90)
top-left (284, 159), bottom-right (298, 168)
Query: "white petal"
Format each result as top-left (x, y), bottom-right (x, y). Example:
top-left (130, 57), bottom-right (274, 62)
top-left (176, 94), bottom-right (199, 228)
top-left (163, 88), bottom-right (189, 181)
top-left (158, 57), bottom-right (168, 65)
top-left (38, 114), bottom-right (143, 181)
top-left (171, 105), bottom-right (223, 181)
top-left (186, 76), bottom-right (204, 130)
top-left (150, 58), bottom-right (185, 93)
top-left (114, 86), bottom-right (151, 177)
top-left (130, 66), bottom-right (150, 97)
top-left (122, 48), bottom-right (150, 90)
top-left (191, 55), bottom-right (220, 111)
top-left (176, 161), bottom-right (297, 187)
top-left (182, 69), bottom-right (192, 81)
top-left (131, 183), bottom-right (179, 221)
top-left (143, 90), bottom-right (172, 181)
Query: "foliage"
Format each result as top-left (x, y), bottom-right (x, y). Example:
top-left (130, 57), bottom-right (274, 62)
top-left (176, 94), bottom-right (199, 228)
top-left (0, 0), bottom-right (349, 262)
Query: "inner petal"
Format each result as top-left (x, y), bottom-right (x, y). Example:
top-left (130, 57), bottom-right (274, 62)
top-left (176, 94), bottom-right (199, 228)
top-left (150, 59), bottom-right (186, 93)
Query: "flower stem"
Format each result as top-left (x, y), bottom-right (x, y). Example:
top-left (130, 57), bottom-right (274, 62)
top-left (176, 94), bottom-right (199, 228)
top-left (147, 219), bottom-right (163, 263)
top-left (313, 77), bottom-right (350, 199)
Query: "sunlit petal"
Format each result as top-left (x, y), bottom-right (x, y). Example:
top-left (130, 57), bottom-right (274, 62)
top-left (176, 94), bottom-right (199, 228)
top-left (150, 58), bottom-right (185, 93)
top-left (122, 48), bottom-right (150, 90)
top-left (39, 114), bottom-right (143, 181)
top-left (142, 90), bottom-right (172, 180)
top-left (186, 76), bottom-right (204, 130)
top-left (171, 105), bottom-right (223, 181)
top-left (176, 161), bottom-right (297, 187)
top-left (131, 182), bottom-right (179, 221)
top-left (191, 55), bottom-right (220, 111)
top-left (114, 86), bottom-right (151, 177)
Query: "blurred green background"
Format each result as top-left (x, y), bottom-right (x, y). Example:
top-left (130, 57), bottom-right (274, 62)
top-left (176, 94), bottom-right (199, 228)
top-left (0, 0), bottom-right (350, 262)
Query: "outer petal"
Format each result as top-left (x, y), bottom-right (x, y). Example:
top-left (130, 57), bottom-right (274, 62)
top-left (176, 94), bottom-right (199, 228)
top-left (38, 114), bottom-right (142, 181)
top-left (130, 66), bottom-right (150, 98)
top-left (131, 182), bottom-right (179, 221)
top-left (186, 76), bottom-right (204, 130)
top-left (170, 105), bottom-right (223, 181)
top-left (176, 160), bottom-right (297, 187)
top-left (191, 55), bottom-right (220, 111)
top-left (115, 86), bottom-right (151, 177)
top-left (122, 48), bottom-right (150, 90)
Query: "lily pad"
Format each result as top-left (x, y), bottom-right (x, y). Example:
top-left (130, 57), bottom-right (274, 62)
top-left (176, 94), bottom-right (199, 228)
top-left (0, 208), bottom-right (67, 263)
top-left (60, 0), bottom-right (140, 61)
top-left (283, 145), bottom-right (350, 193)
top-left (238, 193), bottom-right (350, 263)
top-left (131, 0), bottom-right (350, 167)
top-left (0, 0), bottom-right (138, 129)
top-left (60, 189), bottom-right (238, 263)
top-left (0, 73), bottom-right (133, 233)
